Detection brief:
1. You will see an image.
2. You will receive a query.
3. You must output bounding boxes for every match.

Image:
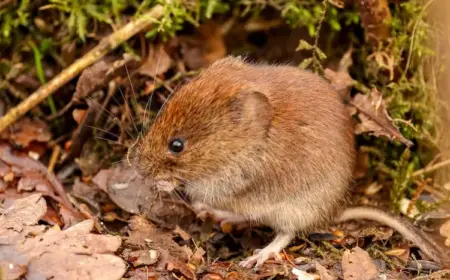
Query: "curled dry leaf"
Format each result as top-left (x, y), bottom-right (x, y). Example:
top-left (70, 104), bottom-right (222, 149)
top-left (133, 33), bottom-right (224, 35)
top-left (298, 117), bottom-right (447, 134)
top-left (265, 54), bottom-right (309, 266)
top-left (174, 225), bottom-right (191, 241)
top-left (138, 43), bottom-right (173, 78)
top-left (191, 247), bottom-right (206, 265)
top-left (93, 163), bottom-right (192, 226)
top-left (350, 88), bottom-right (413, 147)
top-left (341, 247), bottom-right (378, 280)
top-left (74, 60), bottom-right (110, 101)
top-left (0, 144), bottom-right (74, 212)
top-left (0, 118), bottom-right (51, 148)
top-left (74, 54), bottom-right (140, 101)
top-left (324, 47), bottom-right (354, 100)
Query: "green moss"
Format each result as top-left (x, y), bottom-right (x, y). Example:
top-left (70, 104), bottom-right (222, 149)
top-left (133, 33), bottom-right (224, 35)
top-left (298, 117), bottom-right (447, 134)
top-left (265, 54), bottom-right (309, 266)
top-left (0, 0), bottom-right (30, 45)
top-left (359, 0), bottom-right (441, 211)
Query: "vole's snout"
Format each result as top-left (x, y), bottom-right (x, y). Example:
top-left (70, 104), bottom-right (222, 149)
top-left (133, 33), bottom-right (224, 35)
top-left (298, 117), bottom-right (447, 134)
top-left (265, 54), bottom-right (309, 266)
top-left (128, 139), bottom-right (182, 193)
top-left (127, 141), bottom-right (155, 177)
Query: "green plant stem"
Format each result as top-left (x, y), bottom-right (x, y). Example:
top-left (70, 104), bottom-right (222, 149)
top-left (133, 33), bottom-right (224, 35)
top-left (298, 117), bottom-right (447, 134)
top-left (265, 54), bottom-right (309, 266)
top-left (29, 40), bottom-right (57, 115)
top-left (312, 0), bottom-right (327, 74)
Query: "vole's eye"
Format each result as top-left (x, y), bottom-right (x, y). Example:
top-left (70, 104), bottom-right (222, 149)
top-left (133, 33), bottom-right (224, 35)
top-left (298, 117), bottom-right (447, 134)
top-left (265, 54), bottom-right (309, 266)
top-left (168, 138), bottom-right (184, 154)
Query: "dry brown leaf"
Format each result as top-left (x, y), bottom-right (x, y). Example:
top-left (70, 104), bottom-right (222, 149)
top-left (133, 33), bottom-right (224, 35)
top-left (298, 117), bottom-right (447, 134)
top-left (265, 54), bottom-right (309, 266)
top-left (0, 194), bottom-right (126, 280)
top-left (0, 260), bottom-right (27, 280)
top-left (92, 168), bottom-right (113, 194)
top-left (16, 172), bottom-right (54, 196)
top-left (167, 21), bottom-right (226, 69)
top-left (350, 88), bottom-right (413, 147)
top-left (166, 259), bottom-right (196, 280)
top-left (358, 0), bottom-right (392, 42)
top-left (138, 44), bottom-right (173, 77)
top-left (74, 60), bottom-right (110, 101)
top-left (27, 251), bottom-right (125, 280)
top-left (0, 193), bottom-right (47, 245)
top-left (126, 215), bottom-right (192, 263)
top-left (341, 247), bottom-right (378, 280)
top-left (315, 262), bottom-right (337, 280)
top-left (0, 161), bottom-right (10, 177)
top-left (125, 216), bottom-right (196, 279)
top-left (174, 225), bottom-right (191, 241)
top-left (0, 118), bottom-right (51, 148)
top-left (1, 220), bottom-right (125, 279)
top-left (324, 47), bottom-right (354, 100)
top-left (74, 54), bottom-right (140, 101)
top-left (93, 164), bottom-right (191, 226)
top-left (0, 180), bottom-right (7, 192)
top-left (4, 219), bottom-right (122, 261)
top-left (0, 144), bottom-right (74, 212)
top-left (191, 247), bottom-right (206, 264)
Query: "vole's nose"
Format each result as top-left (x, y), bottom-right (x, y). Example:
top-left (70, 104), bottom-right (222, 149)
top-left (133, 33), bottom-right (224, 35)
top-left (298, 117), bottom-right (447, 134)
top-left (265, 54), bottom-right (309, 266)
top-left (153, 175), bottom-right (179, 193)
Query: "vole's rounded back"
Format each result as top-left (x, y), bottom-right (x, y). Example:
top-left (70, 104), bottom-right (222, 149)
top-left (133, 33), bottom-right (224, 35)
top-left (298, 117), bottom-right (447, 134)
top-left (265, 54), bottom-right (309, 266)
top-left (136, 56), bottom-right (355, 234)
top-left (134, 56), bottom-right (449, 268)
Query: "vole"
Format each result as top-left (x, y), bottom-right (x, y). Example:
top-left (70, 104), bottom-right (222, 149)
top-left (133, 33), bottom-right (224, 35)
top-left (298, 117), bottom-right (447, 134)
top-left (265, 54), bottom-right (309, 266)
top-left (131, 56), bottom-right (448, 268)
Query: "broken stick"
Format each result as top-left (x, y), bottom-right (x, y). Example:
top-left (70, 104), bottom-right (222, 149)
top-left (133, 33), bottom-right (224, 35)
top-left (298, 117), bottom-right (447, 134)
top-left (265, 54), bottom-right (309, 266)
top-left (0, 5), bottom-right (164, 133)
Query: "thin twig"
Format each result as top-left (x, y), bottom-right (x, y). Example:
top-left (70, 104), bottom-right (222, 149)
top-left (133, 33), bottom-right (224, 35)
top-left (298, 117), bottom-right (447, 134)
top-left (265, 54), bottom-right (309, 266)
top-left (412, 158), bottom-right (450, 177)
top-left (312, 0), bottom-right (327, 74)
top-left (48, 145), bottom-right (61, 173)
top-left (403, 0), bottom-right (436, 77)
top-left (0, 5), bottom-right (164, 133)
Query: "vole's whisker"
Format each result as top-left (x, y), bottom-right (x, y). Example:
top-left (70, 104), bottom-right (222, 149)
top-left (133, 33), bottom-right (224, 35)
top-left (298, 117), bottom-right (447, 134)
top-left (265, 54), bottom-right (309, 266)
top-left (115, 84), bottom-right (139, 135)
top-left (87, 125), bottom-right (120, 139)
top-left (125, 64), bottom-right (141, 133)
top-left (86, 96), bottom-right (135, 139)
top-left (95, 136), bottom-right (127, 146)
top-left (110, 158), bottom-right (129, 165)
top-left (171, 190), bottom-right (193, 211)
top-left (142, 51), bottom-right (163, 136)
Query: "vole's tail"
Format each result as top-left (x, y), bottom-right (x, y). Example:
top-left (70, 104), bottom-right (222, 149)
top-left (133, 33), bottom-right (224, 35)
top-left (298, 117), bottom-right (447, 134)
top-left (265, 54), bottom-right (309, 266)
top-left (337, 206), bottom-right (449, 266)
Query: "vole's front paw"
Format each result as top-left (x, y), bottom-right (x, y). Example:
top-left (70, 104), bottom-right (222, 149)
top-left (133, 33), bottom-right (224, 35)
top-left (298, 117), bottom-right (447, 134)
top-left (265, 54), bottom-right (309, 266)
top-left (239, 248), bottom-right (282, 269)
top-left (191, 201), bottom-right (249, 230)
top-left (191, 201), bottom-right (214, 220)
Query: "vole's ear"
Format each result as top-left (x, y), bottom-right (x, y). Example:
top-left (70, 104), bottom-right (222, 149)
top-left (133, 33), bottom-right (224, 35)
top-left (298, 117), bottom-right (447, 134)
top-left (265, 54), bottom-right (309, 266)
top-left (229, 90), bottom-right (273, 133)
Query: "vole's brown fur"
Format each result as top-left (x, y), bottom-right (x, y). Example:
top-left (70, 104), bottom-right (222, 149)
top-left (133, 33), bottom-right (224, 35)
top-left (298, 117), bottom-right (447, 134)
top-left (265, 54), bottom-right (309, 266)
top-left (134, 56), bottom-right (448, 268)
